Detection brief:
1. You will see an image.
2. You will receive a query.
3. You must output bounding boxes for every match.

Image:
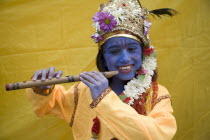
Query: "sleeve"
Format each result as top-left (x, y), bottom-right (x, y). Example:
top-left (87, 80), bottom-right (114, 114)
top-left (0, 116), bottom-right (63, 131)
top-left (92, 85), bottom-right (177, 140)
top-left (25, 84), bottom-right (76, 123)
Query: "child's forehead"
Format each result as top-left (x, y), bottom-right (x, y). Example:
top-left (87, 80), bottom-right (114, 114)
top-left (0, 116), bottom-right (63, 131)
top-left (105, 37), bottom-right (139, 45)
top-left (108, 37), bottom-right (137, 42)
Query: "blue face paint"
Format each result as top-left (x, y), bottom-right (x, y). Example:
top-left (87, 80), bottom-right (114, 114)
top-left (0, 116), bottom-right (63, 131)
top-left (103, 37), bottom-right (142, 81)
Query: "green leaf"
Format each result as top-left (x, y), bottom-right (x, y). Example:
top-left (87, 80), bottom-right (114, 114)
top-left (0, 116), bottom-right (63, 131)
top-left (139, 75), bottom-right (145, 81)
top-left (150, 51), bottom-right (157, 58)
top-left (119, 94), bottom-right (127, 101)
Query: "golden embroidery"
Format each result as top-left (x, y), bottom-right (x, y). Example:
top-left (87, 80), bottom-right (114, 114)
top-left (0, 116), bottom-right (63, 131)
top-left (69, 82), bottom-right (80, 127)
top-left (151, 81), bottom-right (158, 110)
top-left (90, 87), bottom-right (112, 108)
top-left (153, 94), bottom-right (171, 107)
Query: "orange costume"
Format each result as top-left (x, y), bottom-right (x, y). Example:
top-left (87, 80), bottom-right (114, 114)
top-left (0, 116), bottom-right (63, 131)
top-left (26, 82), bottom-right (176, 140)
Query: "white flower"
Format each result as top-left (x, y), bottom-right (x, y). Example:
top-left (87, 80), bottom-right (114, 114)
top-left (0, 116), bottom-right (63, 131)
top-left (115, 0), bottom-right (137, 10)
top-left (92, 22), bottom-right (100, 31)
top-left (131, 7), bottom-right (141, 16)
top-left (111, 8), bottom-right (127, 24)
top-left (102, 6), bottom-right (111, 13)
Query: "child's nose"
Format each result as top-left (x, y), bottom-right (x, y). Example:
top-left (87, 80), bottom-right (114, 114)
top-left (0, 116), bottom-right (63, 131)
top-left (119, 51), bottom-right (131, 64)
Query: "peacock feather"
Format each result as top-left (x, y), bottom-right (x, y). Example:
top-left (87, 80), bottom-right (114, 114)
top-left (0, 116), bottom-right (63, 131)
top-left (149, 8), bottom-right (178, 19)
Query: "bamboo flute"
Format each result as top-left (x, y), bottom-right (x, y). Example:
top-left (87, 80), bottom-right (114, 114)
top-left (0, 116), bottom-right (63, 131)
top-left (5, 71), bottom-right (118, 91)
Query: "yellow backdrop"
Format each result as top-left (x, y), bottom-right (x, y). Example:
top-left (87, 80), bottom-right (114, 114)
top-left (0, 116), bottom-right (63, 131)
top-left (0, 0), bottom-right (209, 139)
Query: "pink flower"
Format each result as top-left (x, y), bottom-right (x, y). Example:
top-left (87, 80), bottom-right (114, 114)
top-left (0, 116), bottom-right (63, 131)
top-left (144, 20), bottom-right (151, 35)
top-left (91, 33), bottom-right (103, 42)
top-left (137, 67), bottom-right (148, 75)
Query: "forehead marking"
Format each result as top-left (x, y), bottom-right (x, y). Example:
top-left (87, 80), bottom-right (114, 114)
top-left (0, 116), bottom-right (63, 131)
top-left (121, 39), bottom-right (127, 49)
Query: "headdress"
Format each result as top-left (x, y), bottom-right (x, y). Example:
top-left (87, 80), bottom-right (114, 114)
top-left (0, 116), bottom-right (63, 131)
top-left (91, 0), bottom-right (177, 47)
top-left (91, 0), bottom-right (177, 106)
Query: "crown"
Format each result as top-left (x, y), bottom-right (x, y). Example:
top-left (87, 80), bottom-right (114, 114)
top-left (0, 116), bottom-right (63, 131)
top-left (91, 0), bottom-right (178, 48)
top-left (91, 0), bottom-right (151, 47)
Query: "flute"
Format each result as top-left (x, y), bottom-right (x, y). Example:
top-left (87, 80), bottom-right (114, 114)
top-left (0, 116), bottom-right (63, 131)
top-left (5, 71), bottom-right (118, 91)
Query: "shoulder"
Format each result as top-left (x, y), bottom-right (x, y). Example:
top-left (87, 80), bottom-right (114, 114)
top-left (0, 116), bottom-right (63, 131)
top-left (151, 84), bottom-right (173, 110)
top-left (157, 84), bottom-right (170, 97)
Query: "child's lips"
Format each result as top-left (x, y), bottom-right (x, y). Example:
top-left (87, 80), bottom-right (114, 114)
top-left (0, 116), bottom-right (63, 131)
top-left (117, 64), bottom-right (134, 73)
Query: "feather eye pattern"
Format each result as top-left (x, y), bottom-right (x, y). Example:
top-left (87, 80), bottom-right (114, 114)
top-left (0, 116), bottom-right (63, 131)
top-left (149, 8), bottom-right (178, 19)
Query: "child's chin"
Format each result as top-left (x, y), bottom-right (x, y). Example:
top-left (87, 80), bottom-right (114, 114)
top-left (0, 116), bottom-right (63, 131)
top-left (117, 74), bottom-right (135, 81)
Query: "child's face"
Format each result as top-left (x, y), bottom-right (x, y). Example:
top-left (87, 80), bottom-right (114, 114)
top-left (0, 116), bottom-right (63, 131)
top-left (103, 37), bottom-right (142, 81)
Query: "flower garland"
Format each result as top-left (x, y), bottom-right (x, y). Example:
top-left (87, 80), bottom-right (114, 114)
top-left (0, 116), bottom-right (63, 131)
top-left (121, 47), bottom-right (157, 105)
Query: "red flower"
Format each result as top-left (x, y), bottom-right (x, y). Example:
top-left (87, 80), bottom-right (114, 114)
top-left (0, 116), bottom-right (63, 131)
top-left (124, 97), bottom-right (131, 103)
top-left (143, 47), bottom-right (154, 56)
top-left (92, 117), bottom-right (100, 135)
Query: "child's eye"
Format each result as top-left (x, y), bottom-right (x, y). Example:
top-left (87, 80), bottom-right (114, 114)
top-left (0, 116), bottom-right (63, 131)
top-left (128, 47), bottom-right (137, 52)
top-left (110, 49), bottom-right (120, 55)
